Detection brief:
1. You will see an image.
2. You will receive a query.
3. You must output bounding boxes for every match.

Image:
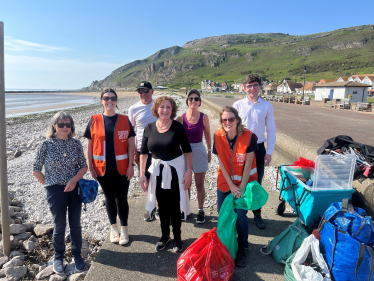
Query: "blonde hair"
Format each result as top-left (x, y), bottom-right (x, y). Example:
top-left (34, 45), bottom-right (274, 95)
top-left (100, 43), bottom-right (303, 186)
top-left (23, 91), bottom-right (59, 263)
top-left (218, 106), bottom-right (245, 136)
top-left (151, 96), bottom-right (178, 119)
top-left (46, 111), bottom-right (75, 138)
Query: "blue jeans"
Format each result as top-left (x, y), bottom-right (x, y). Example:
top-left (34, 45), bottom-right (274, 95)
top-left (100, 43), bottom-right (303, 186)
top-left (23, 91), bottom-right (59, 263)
top-left (217, 189), bottom-right (249, 248)
top-left (46, 184), bottom-right (82, 259)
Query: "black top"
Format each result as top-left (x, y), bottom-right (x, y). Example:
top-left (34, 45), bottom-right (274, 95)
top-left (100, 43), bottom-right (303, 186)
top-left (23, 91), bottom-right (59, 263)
top-left (141, 120), bottom-right (192, 161)
top-left (84, 114), bottom-right (135, 171)
top-left (213, 133), bottom-right (258, 155)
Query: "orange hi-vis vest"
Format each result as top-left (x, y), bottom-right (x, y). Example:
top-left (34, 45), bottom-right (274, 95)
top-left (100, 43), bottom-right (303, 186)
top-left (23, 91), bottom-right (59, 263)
top-left (91, 114), bottom-right (130, 176)
top-left (215, 128), bottom-right (258, 192)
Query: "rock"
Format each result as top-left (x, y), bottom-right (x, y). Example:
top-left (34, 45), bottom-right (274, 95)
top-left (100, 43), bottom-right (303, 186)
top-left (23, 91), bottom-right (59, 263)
top-left (3, 265), bottom-right (27, 281)
top-left (36, 265), bottom-right (54, 280)
top-left (29, 235), bottom-right (38, 243)
top-left (23, 240), bottom-right (37, 252)
top-left (49, 273), bottom-right (67, 280)
top-left (13, 149), bottom-right (22, 158)
top-left (3, 257), bottom-right (23, 268)
top-left (0, 256), bottom-right (8, 268)
top-left (12, 207), bottom-right (21, 212)
top-left (22, 222), bottom-right (36, 232)
top-left (13, 212), bottom-right (27, 218)
top-left (13, 219), bottom-right (22, 224)
top-left (9, 251), bottom-right (25, 261)
top-left (10, 199), bottom-right (22, 207)
top-left (9, 224), bottom-right (26, 235)
top-left (82, 239), bottom-right (89, 249)
top-left (0, 269), bottom-right (5, 278)
top-left (81, 248), bottom-right (89, 258)
top-left (10, 236), bottom-right (18, 248)
top-left (64, 263), bottom-right (75, 276)
top-left (8, 206), bottom-right (14, 217)
top-left (14, 232), bottom-right (31, 241)
top-left (34, 224), bottom-right (54, 237)
top-left (68, 272), bottom-right (86, 281)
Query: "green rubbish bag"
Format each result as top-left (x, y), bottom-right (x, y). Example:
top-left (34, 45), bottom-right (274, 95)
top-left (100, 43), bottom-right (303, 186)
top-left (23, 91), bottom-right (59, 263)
top-left (217, 181), bottom-right (269, 260)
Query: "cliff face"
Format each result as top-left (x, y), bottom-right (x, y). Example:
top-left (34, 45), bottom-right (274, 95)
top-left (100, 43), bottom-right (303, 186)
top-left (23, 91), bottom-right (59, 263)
top-left (91, 25), bottom-right (374, 89)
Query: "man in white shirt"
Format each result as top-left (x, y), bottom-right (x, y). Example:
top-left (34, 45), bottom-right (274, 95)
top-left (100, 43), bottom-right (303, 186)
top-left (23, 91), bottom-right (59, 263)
top-left (128, 81), bottom-right (157, 221)
top-left (233, 74), bottom-right (276, 229)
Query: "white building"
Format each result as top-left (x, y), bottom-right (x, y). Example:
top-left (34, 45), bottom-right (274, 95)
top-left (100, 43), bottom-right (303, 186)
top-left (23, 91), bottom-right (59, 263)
top-left (201, 80), bottom-right (213, 91)
top-left (314, 81), bottom-right (369, 102)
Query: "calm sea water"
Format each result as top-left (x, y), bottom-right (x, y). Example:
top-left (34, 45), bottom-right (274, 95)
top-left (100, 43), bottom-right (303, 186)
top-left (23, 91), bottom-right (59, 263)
top-left (5, 93), bottom-right (100, 117)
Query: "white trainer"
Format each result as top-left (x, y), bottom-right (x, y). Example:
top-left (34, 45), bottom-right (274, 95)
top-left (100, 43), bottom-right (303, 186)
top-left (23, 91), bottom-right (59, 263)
top-left (119, 227), bottom-right (129, 245)
top-left (110, 227), bottom-right (120, 243)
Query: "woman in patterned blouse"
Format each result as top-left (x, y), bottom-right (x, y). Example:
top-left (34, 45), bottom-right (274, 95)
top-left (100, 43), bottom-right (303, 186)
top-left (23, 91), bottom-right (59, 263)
top-left (33, 111), bottom-right (87, 275)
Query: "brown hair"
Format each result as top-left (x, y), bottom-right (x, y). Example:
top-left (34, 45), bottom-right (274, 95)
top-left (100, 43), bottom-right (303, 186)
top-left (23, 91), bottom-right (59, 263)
top-left (242, 74), bottom-right (262, 86)
top-left (186, 89), bottom-right (202, 106)
top-left (151, 96), bottom-right (178, 119)
top-left (101, 88), bottom-right (119, 111)
top-left (218, 106), bottom-right (245, 136)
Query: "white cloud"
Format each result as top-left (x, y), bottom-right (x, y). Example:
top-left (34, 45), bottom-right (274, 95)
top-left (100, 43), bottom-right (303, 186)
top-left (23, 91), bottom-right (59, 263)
top-left (5, 54), bottom-right (122, 89)
top-left (5, 36), bottom-right (71, 52)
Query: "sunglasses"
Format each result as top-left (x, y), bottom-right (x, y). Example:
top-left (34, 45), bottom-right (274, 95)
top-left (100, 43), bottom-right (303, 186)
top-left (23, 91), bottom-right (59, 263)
top-left (222, 117), bottom-right (236, 123)
top-left (188, 97), bottom-right (201, 102)
top-left (56, 123), bottom-right (72, 128)
top-left (138, 89), bottom-right (149, 94)
top-left (102, 96), bottom-right (117, 101)
top-left (245, 84), bottom-right (260, 89)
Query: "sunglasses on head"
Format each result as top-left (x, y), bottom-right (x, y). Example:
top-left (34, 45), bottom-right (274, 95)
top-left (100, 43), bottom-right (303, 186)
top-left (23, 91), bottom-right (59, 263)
top-left (188, 97), bottom-right (201, 102)
top-left (222, 117), bottom-right (236, 123)
top-left (138, 89), bottom-right (149, 94)
top-left (102, 96), bottom-right (117, 101)
top-left (56, 122), bottom-right (72, 128)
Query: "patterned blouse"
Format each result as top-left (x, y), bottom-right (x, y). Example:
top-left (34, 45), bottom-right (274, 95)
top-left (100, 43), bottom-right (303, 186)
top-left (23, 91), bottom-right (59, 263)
top-left (33, 138), bottom-right (87, 186)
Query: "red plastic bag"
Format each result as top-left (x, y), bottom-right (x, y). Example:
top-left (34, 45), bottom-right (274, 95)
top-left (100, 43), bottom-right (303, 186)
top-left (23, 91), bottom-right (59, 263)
top-left (293, 157), bottom-right (315, 168)
top-left (177, 227), bottom-right (235, 281)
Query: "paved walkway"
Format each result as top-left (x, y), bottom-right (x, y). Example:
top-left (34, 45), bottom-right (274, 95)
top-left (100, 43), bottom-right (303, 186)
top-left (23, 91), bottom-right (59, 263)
top-left (205, 97), bottom-right (374, 147)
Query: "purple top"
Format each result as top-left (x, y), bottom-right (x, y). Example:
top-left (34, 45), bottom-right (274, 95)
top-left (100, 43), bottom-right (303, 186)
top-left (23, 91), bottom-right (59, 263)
top-left (183, 112), bottom-right (204, 143)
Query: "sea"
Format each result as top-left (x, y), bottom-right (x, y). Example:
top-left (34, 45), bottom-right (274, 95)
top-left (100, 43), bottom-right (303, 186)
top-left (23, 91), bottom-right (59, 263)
top-left (4, 90), bottom-right (100, 118)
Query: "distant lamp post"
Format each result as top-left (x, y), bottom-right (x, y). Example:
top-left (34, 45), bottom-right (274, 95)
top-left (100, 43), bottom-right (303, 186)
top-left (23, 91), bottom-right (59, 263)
top-left (303, 66), bottom-right (306, 99)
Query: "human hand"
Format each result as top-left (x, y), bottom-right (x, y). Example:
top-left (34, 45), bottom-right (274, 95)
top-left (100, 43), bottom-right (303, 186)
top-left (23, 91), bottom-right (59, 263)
top-left (126, 165), bottom-right (134, 181)
top-left (64, 179), bottom-right (77, 192)
top-left (182, 170), bottom-right (192, 190)
top-left (208, 151), bottom-right (211, 163)
top-left (264, 154), bottom-right (272, 166)
top-left (140, 175), bottom-right (148, 192)
top-left (89, 167), bottom-right (97, 180)
top-left (134, 151), bottom-right (140, 165)
top-left (229, 184), bottom-right (242, 198)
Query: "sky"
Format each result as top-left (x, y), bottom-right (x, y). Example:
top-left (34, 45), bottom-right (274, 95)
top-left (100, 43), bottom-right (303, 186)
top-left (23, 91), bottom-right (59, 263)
top-left (1, 0), bottom-right (374, 90)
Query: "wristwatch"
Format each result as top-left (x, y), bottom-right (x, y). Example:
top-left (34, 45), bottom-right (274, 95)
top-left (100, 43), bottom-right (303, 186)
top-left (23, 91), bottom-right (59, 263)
top-left (130, 163), bottom-right (136, 166)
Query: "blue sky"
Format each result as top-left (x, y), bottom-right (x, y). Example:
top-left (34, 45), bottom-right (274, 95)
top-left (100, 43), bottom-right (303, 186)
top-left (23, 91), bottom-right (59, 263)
top-left (1, 0), bottom-right (374, 89)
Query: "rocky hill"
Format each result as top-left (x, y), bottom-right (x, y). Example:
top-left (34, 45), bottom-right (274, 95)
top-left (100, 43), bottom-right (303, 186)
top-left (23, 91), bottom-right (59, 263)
top-left (90, 25), bottom-right (374, 89)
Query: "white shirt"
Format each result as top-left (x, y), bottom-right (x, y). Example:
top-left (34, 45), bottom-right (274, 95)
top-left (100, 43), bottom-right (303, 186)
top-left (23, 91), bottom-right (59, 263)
top-left (233, 97), bottom-right (276, 155)
top-left (128, 100), bottom-right (157, 151)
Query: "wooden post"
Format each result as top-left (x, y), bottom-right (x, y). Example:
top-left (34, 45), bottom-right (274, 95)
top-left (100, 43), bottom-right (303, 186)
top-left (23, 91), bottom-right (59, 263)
top-left (0, 21), bottom-right (11, 256)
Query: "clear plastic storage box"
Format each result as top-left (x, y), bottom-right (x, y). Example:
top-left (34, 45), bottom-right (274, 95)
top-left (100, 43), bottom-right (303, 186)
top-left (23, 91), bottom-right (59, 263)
top-left (312, 154), bottom-right (355, 190)
top-left (282, 166), bottom-right (314, 184)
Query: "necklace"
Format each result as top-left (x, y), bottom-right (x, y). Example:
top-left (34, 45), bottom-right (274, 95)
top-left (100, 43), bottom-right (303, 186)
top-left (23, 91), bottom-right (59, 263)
top-left (157, 119), bottom-right (171, 129)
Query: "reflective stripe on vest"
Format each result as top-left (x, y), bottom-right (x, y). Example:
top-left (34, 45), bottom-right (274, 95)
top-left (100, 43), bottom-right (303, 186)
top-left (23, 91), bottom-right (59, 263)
top-left (231, 168), bottom-right (257, 181)
top-left (93, 155), bottom-right (105, 161)
top-left (116, 154), bottom-right (128, 161)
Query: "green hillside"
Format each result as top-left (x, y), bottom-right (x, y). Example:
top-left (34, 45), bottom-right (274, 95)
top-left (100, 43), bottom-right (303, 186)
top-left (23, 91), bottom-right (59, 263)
top-left (90, 25), bottom-right (374, 89)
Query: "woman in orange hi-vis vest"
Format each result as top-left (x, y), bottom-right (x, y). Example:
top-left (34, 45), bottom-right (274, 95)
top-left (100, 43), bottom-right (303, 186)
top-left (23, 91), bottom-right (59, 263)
top-left (213, 106), bottom-right (258, 268)
top-left (84, 88), bottom-right (135, 245)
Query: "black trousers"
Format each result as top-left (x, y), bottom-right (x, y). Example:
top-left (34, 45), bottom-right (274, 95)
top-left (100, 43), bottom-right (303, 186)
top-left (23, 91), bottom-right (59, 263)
top-left (97, 169), bottom-right (130, 226)
top-left (253, 142), bottom-right (266, 216)
top-left (156, 165), bottom-right (181, 239)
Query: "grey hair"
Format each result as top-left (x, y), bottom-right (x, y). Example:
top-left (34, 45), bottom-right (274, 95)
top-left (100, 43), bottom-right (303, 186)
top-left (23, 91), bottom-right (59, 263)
top-left (46, 111), bottom-right (75, 138)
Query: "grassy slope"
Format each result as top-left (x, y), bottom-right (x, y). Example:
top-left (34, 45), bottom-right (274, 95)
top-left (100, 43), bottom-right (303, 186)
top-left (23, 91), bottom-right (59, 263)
top-left (95, 25), bottom-right (374, 88)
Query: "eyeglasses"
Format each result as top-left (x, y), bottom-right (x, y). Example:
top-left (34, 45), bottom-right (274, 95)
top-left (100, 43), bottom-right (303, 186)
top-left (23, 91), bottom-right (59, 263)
top-left (102, 96), bottom-right (118, 101)
top-left (56, 123), bottom-right (72, 128)
top-left (138, 89), bottom-right (149, 94)
top-left (188, 97), bottom-right (201, 102)
top-left (246, 84), bottom-right (260, 89)
top-left (222, 117), bottom-right (236, 123)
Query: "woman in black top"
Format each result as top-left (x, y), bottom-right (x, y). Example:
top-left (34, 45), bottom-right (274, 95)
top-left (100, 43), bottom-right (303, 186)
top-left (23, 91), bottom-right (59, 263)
top-left (140, 96), bottom-right (192, 253)
top-left (84, 88), bottom-right (135, 245)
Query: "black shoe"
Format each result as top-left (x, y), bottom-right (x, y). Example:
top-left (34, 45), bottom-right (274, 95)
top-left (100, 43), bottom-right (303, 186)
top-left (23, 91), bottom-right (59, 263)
top-left (254, 214), bottom-right (265, 229)
top-left (155, 208), bottom-right (160, 220)
top-left (235, 247), bottom-right (248, 267)
top-left (181, 211), bottom-right (187, 221)
top-left (196, 210), bottom-right (205, 224)
top-left (156, 235), bottom-right (171, 251)
top-left (173, 238), bottom-right (183, 253)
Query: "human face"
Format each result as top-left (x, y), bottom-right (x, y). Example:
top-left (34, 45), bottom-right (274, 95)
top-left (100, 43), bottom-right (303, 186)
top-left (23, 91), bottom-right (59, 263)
top-left (54, 118), bottom-right (72, 139)
top-left (101, 92), bottom-right (117, 113)
top-left (138, 88), bottom-right (153, 105)
top-left (157, 100), bottom-right (172, 121)
top-left (221, 111), bottom-right (238, 136)
top-left (187, 93), bottom-right (201, 109)
top-left (244, 82), bottom-right (261, 101)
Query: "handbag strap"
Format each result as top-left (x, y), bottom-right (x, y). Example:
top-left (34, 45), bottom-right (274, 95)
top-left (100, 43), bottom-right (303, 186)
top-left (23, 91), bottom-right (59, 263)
top-left (356, 243), bottom-right (374, 281)
top-left (342, 198), bottom-right (354, 213)
top-left (260, 227), bottom-right (291, 255)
